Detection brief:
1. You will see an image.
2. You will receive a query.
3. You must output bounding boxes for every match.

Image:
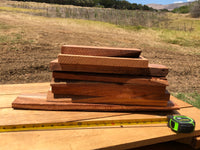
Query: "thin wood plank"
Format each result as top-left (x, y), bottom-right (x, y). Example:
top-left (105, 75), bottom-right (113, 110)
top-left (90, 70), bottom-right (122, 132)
top-left (193, 136), bottom-right (200, 149)
top-left (50, 59), bottom-right (169, 77)
top-left (52, 71), bottom-right (169, 86)
top-left (51, 81), bottom-right (167, 97)
top-left (47, 91), bottom-right (169, 106)
top-left (58, 54), bottom-right (148, 68)
top-left (12, 93), bottom-right (179, 111)
top-left (71, 96), bottom-right (169, 106)
top-left (46, 90), bottom-right (72, 102)
top-left (61, 45), bottom-right (141, 58)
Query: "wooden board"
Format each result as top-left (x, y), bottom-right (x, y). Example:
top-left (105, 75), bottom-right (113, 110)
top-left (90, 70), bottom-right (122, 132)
top-left (51, 81), bottom-right (167, 97)
top-left (71, 97), bottom-right (169, 107)
top-left (50, 59), bottom-right (169, 77)
top-left (52, 71), bottom-right (169, 86)
top-left (12, 93), bottom-right (178, 111)
top-left (47, 91), bottom-right (169, 107)
top-left (193, 136), bottom-right (200, 149)
top-left (1, 83), bottom-right (200, 150)
top-left (58, 54), bottom-right (148, 68)
top-left (61, 45), bottom-right (141, 58)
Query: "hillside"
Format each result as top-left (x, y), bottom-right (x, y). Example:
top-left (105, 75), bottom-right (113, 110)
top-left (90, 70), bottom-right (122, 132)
top-left (147, 2), bottom-right (192, 10)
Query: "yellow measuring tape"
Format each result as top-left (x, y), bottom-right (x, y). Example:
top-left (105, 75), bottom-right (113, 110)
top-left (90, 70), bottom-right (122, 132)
top-left (0, 118), bottom-right (168, 132)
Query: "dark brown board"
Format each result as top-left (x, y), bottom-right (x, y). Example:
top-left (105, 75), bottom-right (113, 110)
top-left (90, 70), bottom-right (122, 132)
top-left (50, 59), bottom-right (169, 77)
top-left (47, 91), bottom-right (169, 107)
top-left (51, 81), bottom-right (168, 97)
top-left (52, 71), bottom-right (169, 86)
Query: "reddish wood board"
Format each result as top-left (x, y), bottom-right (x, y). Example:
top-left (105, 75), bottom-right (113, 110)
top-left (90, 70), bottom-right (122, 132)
top-left (52, 72), bottom-right (169, 86)
top-left (47, 91), bottom-right (169, 107)
top-left (50, 59), bottom-right (169, 77)
top-left (12, 93), bottom-right (179, 111)
top-left (61, 45), bottom-right (142, 58)
top-left (58, 54), bottom-right (148, 68)
top-left (51, 81), bottom-right (167, 97)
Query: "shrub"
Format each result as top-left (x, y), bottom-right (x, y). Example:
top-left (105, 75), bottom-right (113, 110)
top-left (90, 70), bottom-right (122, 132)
top-left (172, 5), bottom-right (190, 14)
top-left (190, 0), bottom-right (200, 17)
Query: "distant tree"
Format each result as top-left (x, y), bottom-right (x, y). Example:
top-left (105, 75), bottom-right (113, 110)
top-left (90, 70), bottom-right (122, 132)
top-left (115, 0), bottom-right (131, 9)
top-left (190, 0), bottom-right (200, 17)
top-left (172, 5), bottom-right (190, 13)
top-left (160, 9), bottom-right (169, 12)
top-left (143, 5), bottom-right (150, 10)
top-left (99, 0), bottom-right (116, 8)
top-left (11, 0), bottom-right (156, 11)
top-left (131, 3), bottom-right (138, 10)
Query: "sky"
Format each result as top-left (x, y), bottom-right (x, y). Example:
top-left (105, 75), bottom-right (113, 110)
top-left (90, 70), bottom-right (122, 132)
top-left (127, 0), bottom-right (196, 5)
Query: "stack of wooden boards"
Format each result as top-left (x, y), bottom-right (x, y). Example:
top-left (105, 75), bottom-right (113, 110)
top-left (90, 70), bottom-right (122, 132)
top-left (12, 45), bottom-right (179, 111)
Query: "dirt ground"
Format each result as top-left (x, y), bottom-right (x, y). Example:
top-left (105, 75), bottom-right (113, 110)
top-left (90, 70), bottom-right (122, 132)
top-left (0, 11), bottom-right (199, 94)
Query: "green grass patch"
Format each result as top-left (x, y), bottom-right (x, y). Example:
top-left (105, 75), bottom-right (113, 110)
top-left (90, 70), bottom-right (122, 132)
top-left (0, 22), bottom-right (13, 30)
top-left (157, 13), bottom-right (200, 48)
top-left (0, 35), bottom-right (9, 44)
top-left (159, 29), bottom-right (200, 47)
top-left (0, 31), bottom-right (33, 45)
top-left (173, 92), bottom-right (200, 109)
top-left (118, 25), bottom-right (147, 31)
top-left (0, 6), bottom-right (44, 14)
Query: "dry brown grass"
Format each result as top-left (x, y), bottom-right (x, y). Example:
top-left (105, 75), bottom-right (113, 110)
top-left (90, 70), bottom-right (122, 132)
top-left (0, 8), bottom-right (199, 94)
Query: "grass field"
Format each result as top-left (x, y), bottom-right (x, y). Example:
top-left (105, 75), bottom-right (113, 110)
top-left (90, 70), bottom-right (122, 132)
top-left (0, 0), bottom-right (199, 107)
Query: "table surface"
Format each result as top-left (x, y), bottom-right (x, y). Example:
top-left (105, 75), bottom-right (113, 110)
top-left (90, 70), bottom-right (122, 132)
top-left (0, 83), bottom-right (200, 150)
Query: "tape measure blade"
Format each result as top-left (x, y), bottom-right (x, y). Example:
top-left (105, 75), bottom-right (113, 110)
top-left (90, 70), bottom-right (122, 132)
top-left (0, 118), bottom-right (168, 132)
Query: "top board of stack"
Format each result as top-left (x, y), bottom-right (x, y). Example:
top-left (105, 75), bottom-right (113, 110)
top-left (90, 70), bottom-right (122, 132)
top-left (46, 45), bottom-right (179, 111)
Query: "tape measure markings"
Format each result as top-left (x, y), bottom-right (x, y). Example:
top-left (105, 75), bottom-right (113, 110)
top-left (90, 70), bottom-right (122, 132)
top-left (0, 118), bottom-right (168, 132)
top-left (1, 116), bottom-right (195, 133)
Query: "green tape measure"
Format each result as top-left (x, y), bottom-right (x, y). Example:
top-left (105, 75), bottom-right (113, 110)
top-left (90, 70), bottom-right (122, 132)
top-left (0, 115), bottom-right (195, 133)
top-left (168, 115), bottom-right (195, 133)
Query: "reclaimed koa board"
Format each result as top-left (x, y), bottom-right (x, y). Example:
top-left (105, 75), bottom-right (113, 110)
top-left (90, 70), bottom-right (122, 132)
top-left (50, 81), bottom-right (167, 97)
top-left (50, 60), bottom-right (169, 77)
top-left (12, 93), bottom-right (179, 112)
top-left (61, 45), bottom-right (142, 58)
top-left (52, 72), bottom-right (169, 86)
top-left (48, 92), bottom-right (169, 107)
top-left (50, 81), bottom-right (170, 106)
top-left (58, 54), bottom-right (148, 68)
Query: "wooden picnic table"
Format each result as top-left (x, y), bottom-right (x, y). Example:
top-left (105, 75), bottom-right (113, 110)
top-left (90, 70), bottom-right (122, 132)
top-left (0, 83), bottom-right (200, 150)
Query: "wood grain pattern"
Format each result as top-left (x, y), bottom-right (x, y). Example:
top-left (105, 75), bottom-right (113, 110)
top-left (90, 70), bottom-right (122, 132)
top-left (47, 91), bottom-right (169, 106)
top-left (12, 93), bottom-right (179, 111)
top-left (52, 71), bottom-right (169, 86)
top-left (50, 59), bottom-right (169, 77)
top-left (58, 54), bottom-right (148, 68)
top-left (46, 90), bottom-right (72, 102)
top-left (61, 45), bottom-right (141, 58)
top-left (51, 81), bottom-right (167, 97)
top-left (70, 96), bottom-right (169, 106)
top-left (193, 136), bottom-right (200, 149)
